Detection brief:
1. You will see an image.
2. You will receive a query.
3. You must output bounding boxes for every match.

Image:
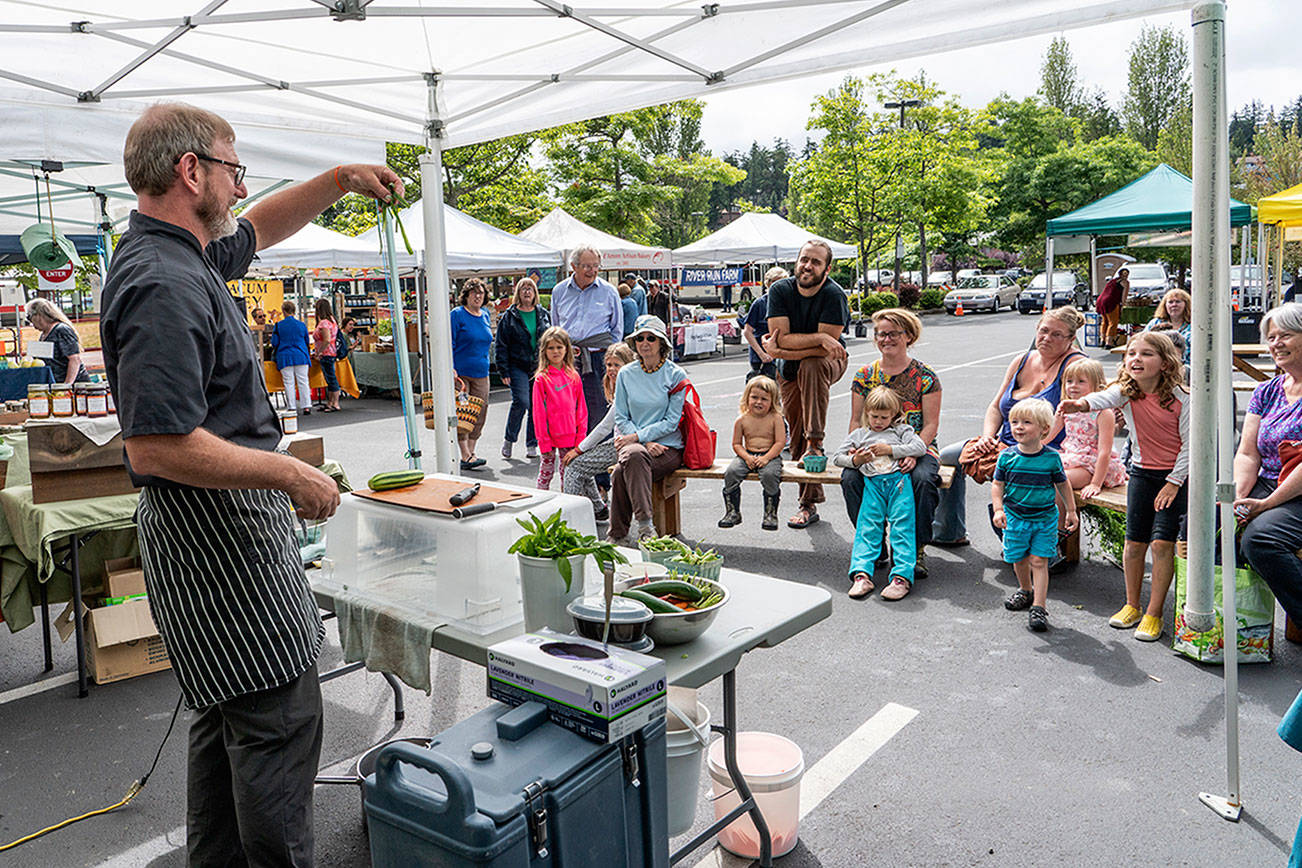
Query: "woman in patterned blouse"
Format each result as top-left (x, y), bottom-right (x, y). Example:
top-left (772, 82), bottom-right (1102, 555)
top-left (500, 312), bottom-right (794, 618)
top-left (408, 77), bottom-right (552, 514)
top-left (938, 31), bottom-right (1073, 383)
top-left (840, 308), bottom-right (943, 577)
top-left (1234, 302), bottom-right (1302, 635)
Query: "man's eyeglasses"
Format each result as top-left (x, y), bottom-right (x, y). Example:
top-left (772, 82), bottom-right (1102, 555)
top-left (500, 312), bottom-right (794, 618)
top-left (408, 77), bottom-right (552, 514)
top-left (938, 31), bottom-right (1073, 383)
top-left (176, 153), bottom-right (246, 185)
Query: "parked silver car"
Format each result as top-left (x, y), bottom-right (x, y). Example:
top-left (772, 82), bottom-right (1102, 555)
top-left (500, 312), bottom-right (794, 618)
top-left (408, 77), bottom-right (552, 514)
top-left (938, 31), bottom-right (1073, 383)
top-left (1123, 262), bottom-right (1171, 303)
top-left (944, 274), bottom-right (1020, 313)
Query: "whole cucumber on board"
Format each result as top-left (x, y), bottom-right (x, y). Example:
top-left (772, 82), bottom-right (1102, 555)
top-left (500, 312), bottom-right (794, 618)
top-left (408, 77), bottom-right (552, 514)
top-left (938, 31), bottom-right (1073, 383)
top-left (367, 470), bottom-right (425, 491)
top-left (634, 579), bottom-right (703, 602)
top-left (619, 588), bottom-right (681, 614)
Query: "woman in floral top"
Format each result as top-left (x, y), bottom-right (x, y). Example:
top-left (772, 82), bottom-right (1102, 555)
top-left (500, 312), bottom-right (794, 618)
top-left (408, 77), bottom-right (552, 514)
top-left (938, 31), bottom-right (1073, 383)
top-left (1234, 303), bottom-right (1302, 634)
top-left (840, 308), bottom-right (942, 576)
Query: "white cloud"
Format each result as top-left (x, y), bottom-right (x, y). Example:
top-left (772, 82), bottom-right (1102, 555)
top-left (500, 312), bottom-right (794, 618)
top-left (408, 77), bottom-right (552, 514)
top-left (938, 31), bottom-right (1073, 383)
top-left (700, 1), bottom-right (1297, 155)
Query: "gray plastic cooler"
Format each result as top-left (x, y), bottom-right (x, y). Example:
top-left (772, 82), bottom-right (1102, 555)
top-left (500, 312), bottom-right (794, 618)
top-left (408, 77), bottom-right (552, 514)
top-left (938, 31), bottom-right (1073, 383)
top-left (363, 701), bottom-right (668, 867)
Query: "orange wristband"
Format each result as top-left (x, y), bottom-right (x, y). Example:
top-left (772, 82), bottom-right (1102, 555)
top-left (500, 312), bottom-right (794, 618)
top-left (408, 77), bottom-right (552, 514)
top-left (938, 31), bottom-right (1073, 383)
top-left (333, 165), bottom-right (346, 194)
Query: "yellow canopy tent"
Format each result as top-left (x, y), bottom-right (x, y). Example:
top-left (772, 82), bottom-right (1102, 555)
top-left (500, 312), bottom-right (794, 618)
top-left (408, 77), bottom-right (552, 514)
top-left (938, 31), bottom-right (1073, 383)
top-left (1258, 183), bottom-right (1302, 302)
top-left (1258, 182), bottom-right (1302, 227)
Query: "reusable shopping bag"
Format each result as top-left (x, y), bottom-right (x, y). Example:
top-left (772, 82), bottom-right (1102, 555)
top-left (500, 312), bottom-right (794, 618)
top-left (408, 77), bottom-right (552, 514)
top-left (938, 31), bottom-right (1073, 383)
top-left (1172, 538), bottom-right (1274, 664)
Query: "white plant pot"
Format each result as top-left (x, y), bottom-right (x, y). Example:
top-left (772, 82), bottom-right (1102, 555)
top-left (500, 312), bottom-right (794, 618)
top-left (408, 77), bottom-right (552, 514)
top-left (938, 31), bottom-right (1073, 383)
top-left (518, 553), bottom-right (586, 633)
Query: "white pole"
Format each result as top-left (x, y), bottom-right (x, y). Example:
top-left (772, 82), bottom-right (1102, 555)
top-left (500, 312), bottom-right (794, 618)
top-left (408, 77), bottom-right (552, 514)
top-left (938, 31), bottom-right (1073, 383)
top-left (1191, 0), bottom-right (1241, 822)
top-left (1278, 223), bottom-right (1286, 307)
top-left (1088, 236), bottom-right (1097, 307)
top-left (420, 74), bottom-right (458, 474)
top-left (1044, 238), bottom-right (1054, 302)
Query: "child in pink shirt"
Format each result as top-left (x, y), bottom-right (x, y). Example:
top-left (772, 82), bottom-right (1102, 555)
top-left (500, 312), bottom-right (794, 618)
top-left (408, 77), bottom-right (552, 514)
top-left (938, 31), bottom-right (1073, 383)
top-left (1060, 331), bottom-right (1189, 643)
top-left (532, 327), bottom-right (587, 489)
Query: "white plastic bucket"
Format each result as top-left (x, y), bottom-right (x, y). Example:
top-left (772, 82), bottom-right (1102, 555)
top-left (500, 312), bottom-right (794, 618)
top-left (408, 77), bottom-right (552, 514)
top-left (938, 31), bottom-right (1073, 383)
top-left (664, 699), bottom-right (711, 836)
top-left (706, 731), bottom-right (805, 858)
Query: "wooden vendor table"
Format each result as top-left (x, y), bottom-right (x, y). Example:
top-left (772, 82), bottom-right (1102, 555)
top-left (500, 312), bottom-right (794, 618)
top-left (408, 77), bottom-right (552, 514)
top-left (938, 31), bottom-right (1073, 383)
top-left (263, 358), bottom-right (360, 399)
top-left (311, 561), bottom-right (832, 867)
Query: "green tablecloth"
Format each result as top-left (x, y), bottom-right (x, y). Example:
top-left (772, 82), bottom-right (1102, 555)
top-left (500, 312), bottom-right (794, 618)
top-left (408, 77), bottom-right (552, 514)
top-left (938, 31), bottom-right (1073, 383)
top-left (0, 443), bottom-right (352, 632)
top-left (349, 351), bottom-right (421, 391)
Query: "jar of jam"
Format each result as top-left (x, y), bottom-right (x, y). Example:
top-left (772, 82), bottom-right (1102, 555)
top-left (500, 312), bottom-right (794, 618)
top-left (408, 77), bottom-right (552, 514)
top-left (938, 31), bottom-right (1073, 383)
top-left (28, 384), bottom-right (50, 419)
top-left (86, 384), bottom-right (108, 417)
top-left (74, 382), bottom-right (89, 416)
top-left (278, 410), bottom-right (298, 435)
top-left (50, 384), bottom-right (74, 417)
top-left (106, 387), bottom-right (116, 415)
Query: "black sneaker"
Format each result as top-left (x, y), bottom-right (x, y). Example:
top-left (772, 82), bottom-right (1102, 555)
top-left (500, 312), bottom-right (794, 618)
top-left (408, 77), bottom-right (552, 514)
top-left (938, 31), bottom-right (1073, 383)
top-left (1027, 606), bottom-right (1049, 632)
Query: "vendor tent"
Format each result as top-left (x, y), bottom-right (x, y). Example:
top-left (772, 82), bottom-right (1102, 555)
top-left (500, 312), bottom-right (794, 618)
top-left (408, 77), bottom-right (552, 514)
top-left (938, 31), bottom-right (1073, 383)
top-left (521, 208), bottom-right (670, 272)
top-left (672, 212), bottom-right (856, 264)
top-left (1046, 163), bottom-right (1252, 236)
top-left (253, 221), bottom-right (394, 272)
top-left (353, 203), bottom-right (562, 275)
top-left (1259, 182), bottom-right (1302, 227)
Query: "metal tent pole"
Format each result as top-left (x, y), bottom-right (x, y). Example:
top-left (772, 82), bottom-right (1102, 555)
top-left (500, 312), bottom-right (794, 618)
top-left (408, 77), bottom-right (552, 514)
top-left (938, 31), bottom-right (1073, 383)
top-left (1044, 238), bottom-right (1054, 299)
top-left (1190, 0), bottom-right (1240, 822)
top-left (420, 73), bottom-right (458, 474)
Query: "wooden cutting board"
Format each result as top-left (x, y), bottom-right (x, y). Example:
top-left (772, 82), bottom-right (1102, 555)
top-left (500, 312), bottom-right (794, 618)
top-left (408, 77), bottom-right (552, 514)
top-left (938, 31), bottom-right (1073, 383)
top-left (352, 478), bottom-right (530, 514)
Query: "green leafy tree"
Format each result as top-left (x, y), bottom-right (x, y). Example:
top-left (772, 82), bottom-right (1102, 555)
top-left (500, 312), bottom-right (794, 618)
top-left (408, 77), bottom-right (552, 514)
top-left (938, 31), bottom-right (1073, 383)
top-left (1240, 114), bottom-right (1302, 201)
top-left (1123, 25), bottom-right (1191, 150)
top-left (1040, 36), bottom-right (1081, 116)
top-left (1079, 88), bottom-right (1122, 142)
top-left (317, 138), bottom-right (551, 236)
top-left (544, 101), bottom-right (743, 248)
top-left (1156, 96), bottom-right (1194, 176)
top-left (789, 75), bottom-right (908, 280)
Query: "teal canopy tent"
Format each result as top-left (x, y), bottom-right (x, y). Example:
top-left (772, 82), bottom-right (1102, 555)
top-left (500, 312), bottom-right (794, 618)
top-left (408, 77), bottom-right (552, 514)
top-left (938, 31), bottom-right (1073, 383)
top-left (1046, 163), bottom-right (1253, 236)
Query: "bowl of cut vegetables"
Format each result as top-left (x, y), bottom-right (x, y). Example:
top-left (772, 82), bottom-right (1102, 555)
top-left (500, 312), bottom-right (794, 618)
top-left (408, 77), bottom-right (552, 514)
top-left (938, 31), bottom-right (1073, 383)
top-left (616, 573), bottom-right (728, 646)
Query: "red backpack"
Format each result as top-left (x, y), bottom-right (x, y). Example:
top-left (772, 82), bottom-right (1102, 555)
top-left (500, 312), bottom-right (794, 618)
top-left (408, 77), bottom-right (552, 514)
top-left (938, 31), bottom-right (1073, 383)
top-left (669, 379), bottom-right (717, 470)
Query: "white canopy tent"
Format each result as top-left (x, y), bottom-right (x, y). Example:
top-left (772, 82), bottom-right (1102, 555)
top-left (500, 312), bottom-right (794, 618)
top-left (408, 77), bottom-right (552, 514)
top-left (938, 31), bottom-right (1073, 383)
top-left (520, 207), bottom-right (670, 271)
top-left (252, 220), bottom-right (390, 271)
top-left (0, 0), bottom-right (1244, 825)
top-left (672, 212), bottom-right (856, 264)
top-left (354, 202), bottom-right (562, 274)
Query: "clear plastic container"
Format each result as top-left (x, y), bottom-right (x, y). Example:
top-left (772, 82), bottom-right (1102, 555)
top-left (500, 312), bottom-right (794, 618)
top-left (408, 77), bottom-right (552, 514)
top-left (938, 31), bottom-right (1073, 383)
top-left (318, 480), bottom-right (597, 634)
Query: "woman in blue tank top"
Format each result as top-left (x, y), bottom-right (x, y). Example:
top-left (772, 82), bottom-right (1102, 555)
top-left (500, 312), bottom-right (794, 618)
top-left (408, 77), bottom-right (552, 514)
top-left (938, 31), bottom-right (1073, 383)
top-left (933, 306), bottom-right (1087, 545)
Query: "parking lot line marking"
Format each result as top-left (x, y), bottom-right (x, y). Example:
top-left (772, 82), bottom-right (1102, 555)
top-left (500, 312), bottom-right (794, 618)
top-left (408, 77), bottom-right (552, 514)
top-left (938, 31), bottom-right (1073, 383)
top-left (0, 672), bottom-right (77, 706)
top-left (99, 825), bottom-right (185, 867)
top-left (799, 701), bottom-right (918, 819)
top-left (689, 702), bottom-right (918, 867)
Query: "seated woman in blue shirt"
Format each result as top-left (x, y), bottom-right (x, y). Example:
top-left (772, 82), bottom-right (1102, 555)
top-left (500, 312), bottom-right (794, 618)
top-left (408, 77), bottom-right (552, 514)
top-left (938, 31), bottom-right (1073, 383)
top-left (607, 314), bottom-right (687, 544)
top-left (1144, 288), bottom-right (1192, 367)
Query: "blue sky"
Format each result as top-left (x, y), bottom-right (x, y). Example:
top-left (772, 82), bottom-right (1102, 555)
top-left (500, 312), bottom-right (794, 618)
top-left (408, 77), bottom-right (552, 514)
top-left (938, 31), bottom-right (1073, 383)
top-left (700, 2), bottom-right (1294, 154)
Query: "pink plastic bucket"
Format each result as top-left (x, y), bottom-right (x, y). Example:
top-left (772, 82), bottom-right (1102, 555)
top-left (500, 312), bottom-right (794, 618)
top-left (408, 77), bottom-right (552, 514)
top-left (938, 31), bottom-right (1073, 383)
top-left (706, 732), bottom-right (804, 858)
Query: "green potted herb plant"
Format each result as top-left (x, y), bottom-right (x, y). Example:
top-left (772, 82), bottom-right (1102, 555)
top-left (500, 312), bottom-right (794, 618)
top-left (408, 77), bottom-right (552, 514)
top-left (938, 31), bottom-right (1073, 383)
top-left (508, 510), bottom-right (628, 632)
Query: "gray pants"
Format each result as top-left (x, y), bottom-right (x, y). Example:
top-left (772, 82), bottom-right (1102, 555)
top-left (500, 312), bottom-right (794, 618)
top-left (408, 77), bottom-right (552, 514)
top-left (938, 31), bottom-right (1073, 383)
top-left (187, 664), bottom-right (323, 868)
top-left (563, 439), bottom-right (618, 507)
top-left (723, 454), bottom-right (782, 497)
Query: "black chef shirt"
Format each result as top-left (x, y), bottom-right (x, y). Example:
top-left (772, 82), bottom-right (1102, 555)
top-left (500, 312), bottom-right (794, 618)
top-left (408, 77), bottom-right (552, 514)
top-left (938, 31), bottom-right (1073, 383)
top-left (100, 212), bottom-right (280, 488)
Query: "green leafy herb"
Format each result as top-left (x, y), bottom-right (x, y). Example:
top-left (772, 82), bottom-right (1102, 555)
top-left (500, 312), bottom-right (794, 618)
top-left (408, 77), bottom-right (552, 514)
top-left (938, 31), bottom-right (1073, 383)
top-left (507, 509), bottom-right (629, 591)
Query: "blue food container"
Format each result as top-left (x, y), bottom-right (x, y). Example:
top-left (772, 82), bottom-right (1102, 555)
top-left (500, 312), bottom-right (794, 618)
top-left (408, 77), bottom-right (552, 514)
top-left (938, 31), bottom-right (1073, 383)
top-left (364, 700), bottom-right (668, 867)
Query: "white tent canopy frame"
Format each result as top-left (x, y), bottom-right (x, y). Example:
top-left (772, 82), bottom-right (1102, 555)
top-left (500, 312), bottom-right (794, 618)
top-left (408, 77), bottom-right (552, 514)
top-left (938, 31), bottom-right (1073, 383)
top-left (1, 0), bottom-right (1241, 831)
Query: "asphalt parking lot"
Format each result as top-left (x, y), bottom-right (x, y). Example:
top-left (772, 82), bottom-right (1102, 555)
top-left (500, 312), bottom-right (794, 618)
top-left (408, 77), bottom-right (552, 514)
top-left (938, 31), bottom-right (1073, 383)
top-left (2, 310), bottom-right (1300, 867)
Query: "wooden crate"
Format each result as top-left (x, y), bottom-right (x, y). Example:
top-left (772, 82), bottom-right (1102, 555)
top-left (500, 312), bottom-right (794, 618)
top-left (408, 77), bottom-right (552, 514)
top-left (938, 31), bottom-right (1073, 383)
top-left (27, 421), bottom-right (138, 504)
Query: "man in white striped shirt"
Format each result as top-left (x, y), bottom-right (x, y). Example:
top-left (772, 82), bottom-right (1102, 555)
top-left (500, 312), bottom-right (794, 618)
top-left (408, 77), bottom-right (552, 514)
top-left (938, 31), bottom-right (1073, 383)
top-left (101, 103), bottom-right (402, 868)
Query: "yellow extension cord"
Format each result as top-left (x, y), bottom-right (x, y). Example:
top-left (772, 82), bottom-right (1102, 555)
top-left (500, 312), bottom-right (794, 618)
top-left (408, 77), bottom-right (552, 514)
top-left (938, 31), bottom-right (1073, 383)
top-left (0, 693), bottom-right (180, 853)
top-left (0, 780), bottom-right (144, 852)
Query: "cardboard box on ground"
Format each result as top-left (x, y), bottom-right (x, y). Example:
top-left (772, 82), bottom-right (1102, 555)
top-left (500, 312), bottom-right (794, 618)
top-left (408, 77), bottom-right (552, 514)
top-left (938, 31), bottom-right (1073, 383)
top-left (55, 556), bottom-right (171, 684)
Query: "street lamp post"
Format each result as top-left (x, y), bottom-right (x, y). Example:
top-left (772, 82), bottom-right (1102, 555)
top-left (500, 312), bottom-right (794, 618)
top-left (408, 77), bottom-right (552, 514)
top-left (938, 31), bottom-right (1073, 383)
top-left (884, 99), bottom-right (922, 296)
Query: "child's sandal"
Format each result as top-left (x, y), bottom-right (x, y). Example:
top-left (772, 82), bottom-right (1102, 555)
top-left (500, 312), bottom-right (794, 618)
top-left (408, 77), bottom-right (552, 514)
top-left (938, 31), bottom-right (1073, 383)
top-left (1004, 588), bottom-right (1033, 611)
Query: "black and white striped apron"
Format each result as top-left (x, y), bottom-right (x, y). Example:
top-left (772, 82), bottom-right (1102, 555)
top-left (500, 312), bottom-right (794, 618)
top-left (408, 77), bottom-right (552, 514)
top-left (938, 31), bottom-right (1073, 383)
top-left (136, 486), bottom-right (324, 709)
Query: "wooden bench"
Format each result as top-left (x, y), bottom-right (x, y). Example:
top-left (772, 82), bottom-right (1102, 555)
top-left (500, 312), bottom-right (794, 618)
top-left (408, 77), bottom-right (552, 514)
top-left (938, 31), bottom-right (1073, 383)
top-left (651, 459), bottom-right (954, 536)
top-left (1062, 485), bottom-right (1127, 563)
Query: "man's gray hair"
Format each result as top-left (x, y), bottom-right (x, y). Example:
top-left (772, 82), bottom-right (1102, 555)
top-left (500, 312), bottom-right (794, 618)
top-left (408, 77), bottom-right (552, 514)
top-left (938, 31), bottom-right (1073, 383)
top-left (1263, 302), bottom-right (1302, 340)
top-left (124, 103), bottom-right (235, 196)
top-left (569, 244), bottom-right (602, 267)
top-left (801, 239), bottom-right (834, 265)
